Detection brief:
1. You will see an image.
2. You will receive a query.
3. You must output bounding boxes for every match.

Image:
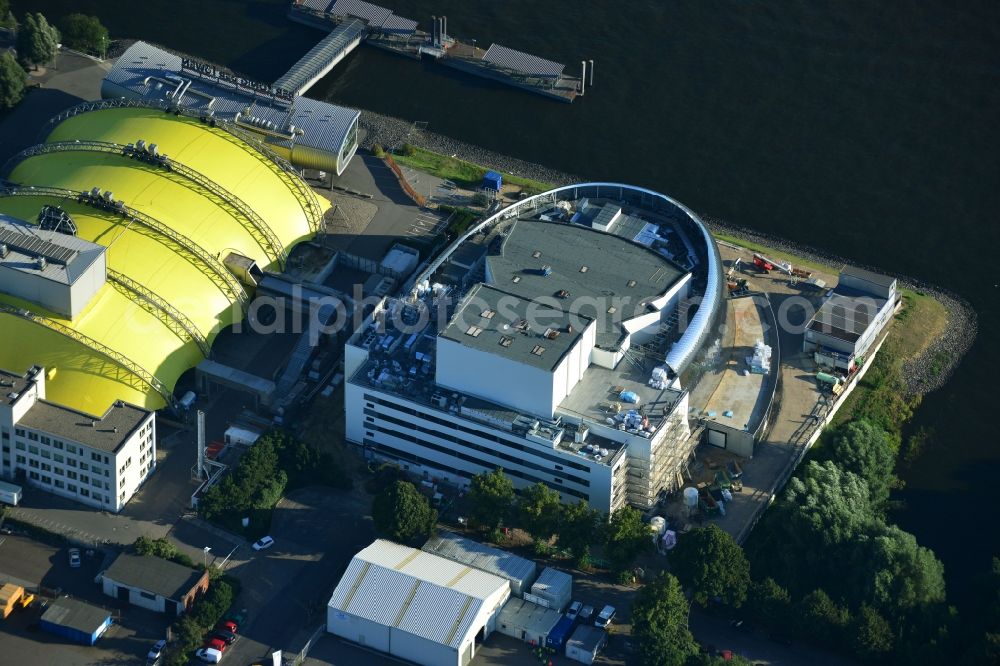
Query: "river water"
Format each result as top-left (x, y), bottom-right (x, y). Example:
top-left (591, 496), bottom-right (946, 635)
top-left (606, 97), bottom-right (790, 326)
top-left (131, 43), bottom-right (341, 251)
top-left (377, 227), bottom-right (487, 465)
top-left (24, 0), bottom-right (1000, 605)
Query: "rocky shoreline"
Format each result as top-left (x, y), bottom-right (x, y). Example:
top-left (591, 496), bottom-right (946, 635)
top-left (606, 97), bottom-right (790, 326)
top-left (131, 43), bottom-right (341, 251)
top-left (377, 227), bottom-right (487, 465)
top-left (703, 217), bottom-right (977, 397)
top-left (357, 110), bottom-right (579, 187)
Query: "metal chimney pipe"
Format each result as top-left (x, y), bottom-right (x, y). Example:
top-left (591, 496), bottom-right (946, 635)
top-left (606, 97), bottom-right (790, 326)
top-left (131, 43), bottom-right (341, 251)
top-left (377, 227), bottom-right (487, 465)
top-left (589, 59), bottom-right (594, 86)
top-left (431, 15), bottom-right (437, 46)
top-left (442, 16), bottom-right (447, 41)
top-left (440, 18), bottom-right (445, 45)
top-left (196, 409), bottom-right (206, 479)
top-left (580, 60), bottom-right (586, 95)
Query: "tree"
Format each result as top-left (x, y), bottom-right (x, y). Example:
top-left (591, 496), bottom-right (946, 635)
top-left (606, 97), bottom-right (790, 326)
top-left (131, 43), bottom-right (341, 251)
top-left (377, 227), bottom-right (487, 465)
top-left (795, 589), bottom-right (852, 648)
top-left (372, 481), bottom-right (437, 545)
top-left (670, 524), bottom-right (750, 608)
top-left (0, 51), bottom-right (26, 111)
top-left (604, 506), bottom-right (649, 580)
top-left (557, 500), bottom-right (600, 565)
top-left (784, 461), bottom-right (872, 546)
top-left (746, 578), bottom-right (791, 628)
top-left (0, 1), bottom-right (11, 28)
top-left (16, 13), bottom-right (59, 71)
top-left (467, 467), bottom-right (514, 532)
top-left (844, 523), bottom-right (946, 614)
top-left (821, 419), bottom-right (896, 508)
top-left (58, 14), bottom-right (108, 57)
top-left (852, 604), bottom-right (894, 660)
top-left (516, 482), bottom-right (561, 545)
top-left (631, 572), bottom-right (699, 666)
top-left (748, 460), bottom-right (873, 596)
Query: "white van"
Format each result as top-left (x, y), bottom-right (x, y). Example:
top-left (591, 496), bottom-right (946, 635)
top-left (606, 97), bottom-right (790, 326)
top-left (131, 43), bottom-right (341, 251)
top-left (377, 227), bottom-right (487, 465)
top-left (195, 647), bottom-right (222, 663)
top-left (594, 605), bottom-right (616, 628)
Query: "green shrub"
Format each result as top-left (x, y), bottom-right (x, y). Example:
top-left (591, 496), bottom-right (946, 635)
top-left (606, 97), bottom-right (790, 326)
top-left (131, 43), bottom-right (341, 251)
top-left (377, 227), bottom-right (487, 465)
top-left (400, 142), bottom-right (416, 157)
top-left (372, 143), bottom-right (385, 158)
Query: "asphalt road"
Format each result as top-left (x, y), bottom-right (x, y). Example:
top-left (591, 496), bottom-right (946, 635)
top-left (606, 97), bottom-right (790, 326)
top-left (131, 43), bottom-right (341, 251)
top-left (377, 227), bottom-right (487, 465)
top-left (689, 607), bottom-right (856, 666)
top-left (0, 534), bottom-right (170, 666)
top-left (220, 485), bottom-right (376, 665)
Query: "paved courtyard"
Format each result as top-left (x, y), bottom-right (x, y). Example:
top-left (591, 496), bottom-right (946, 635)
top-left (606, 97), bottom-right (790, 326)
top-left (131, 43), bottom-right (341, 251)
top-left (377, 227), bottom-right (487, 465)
top-left (0, 534), bottom-right (170, 666)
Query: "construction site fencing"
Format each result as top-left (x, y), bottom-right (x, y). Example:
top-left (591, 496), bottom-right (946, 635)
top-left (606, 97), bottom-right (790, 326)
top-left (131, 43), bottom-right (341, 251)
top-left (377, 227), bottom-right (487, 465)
top-left (383, 155), bottom-right (427, 207)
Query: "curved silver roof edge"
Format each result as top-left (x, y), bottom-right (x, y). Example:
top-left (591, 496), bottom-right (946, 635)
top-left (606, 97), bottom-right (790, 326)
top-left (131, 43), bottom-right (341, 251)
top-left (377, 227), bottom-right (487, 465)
top-left (410, 182), bottom-right (723, 375)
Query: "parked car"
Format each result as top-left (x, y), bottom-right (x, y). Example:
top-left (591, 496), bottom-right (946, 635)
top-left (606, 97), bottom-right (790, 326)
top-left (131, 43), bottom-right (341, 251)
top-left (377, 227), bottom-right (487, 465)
top-left (211, 629), bottom-right (237, 645)
top-left (566, 601), bottom-right (583, 622)
top-left (579, 605), bottom-right (594, 622)
top-left (146, 638), bottom-right (166, 662)
top-left (217, 619), bottom-right (238, 634)
top-left (252, 536), bottom-right (274, 551)
top-left (204, 637), bottom-right (227, 653)
top-left (195, 647), bottom-right (222, 664)
top-left (68, 548), bottom-right (81, 568)
top-left (595, 605), bottom-right (616, 628)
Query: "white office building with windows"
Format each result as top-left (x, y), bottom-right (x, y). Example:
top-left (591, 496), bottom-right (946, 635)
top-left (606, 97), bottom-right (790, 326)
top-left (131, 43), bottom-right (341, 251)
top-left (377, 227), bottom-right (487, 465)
top-left (0, 365), bottom-right (156, 512)
top-left (344, 184), bottom-right (725, 513)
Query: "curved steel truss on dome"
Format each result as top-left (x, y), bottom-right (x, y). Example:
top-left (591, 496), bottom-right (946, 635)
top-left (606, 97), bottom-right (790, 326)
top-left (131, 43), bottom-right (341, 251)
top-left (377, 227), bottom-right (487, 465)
top-left (2, 140), bottom-right (288, 267)
top-left (0, 302), bottom-right (174, 407)
top-left (38, 98), bottom-right (325, 234)
top-left (106, 268), bottom-right (211, 357)
top-left (0, 185), bottom-right (248, 306)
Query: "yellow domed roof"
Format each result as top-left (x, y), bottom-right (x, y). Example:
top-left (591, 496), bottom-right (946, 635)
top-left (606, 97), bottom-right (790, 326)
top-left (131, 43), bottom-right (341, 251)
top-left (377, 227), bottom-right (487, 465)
top-left (0, 107), bottom-right (327, 413)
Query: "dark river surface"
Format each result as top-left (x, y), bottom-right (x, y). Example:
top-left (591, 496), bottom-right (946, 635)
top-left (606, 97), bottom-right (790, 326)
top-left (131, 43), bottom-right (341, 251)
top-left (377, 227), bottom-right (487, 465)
top-left (22, 0), bottom-right (1000, 605)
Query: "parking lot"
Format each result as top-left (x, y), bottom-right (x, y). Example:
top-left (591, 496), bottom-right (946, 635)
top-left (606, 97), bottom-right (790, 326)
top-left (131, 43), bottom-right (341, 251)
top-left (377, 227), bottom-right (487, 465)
top-left (0, 533), bottom-right (170, 665)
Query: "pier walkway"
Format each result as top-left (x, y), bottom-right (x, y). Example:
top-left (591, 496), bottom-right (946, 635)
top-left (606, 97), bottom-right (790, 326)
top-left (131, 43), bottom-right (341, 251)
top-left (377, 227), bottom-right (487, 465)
top-left (274, 18), bottom-right (366, 96)
top-left (288, 0), bottom-right (584, 103)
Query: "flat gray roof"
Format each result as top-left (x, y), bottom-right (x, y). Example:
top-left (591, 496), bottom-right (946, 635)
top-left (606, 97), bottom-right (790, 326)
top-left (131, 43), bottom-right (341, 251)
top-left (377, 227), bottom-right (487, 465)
top-left (841, 265), bottom-right (896, 289)
top-left (104, 553), bottom-right (204, 601)
top-left (0, 216), bottom-right (104, 286)
top-left (807, 289), bottom-right (887, 344)
top-left (0, 367), bottom-right (36, 406)
top-left (440, 284), bottom-right (589, 372)
top-left (568, 624), bottom-right (606, 652)
top-left (557, 358), bottom-right (685, 432)
top-left (485, 219), bottom-right (684, 349)
top-left (40, 597), bottom-right (111, 633)
top-left (498, 598), bottom-right (562, 635)
top-left (17, 399), bottom-right (151, 454)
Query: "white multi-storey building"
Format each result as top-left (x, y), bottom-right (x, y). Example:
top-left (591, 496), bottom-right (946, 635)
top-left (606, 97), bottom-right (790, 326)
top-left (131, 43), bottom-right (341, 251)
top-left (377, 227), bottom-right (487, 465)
top-left (345, 184), bottom-right (725, 513)
top-left (0, 365), bottom-right (156, 512)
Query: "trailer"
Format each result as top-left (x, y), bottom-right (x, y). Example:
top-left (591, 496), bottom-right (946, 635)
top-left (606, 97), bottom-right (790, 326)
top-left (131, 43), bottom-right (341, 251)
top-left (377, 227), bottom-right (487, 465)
top-left (0, 480), bottom-right (22, 506)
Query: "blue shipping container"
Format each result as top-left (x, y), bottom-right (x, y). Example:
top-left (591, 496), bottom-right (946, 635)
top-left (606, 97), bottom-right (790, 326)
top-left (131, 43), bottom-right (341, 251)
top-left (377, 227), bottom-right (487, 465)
top-left (546, 616), bottom-right (575, 649)
top-left (483, 170), bottom-right (503, 191)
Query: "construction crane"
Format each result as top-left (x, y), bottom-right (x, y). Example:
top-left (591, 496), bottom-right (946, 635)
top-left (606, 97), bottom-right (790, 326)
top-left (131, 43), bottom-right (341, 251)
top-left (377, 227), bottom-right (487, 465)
top-left (752, 252), bottom-right (793, 275)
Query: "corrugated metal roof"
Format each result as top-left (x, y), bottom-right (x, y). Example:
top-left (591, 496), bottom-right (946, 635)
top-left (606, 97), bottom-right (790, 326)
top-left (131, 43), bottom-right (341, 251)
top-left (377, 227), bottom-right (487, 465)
top-left (482, 44), bottom-right (565, 78)
top-left (328, 540), bottom-right (509, 649)
top-left (103, 42), bottom-right (359, 159)
top-left (396, 583), bottom-right (475, 646)
top-left (301, 0), bottom-right (334, 11)
top-left (422, 532), bottom-right (537, 588)
top-left (328, 0), bottom-right (392, 26)
top-left (274, 20), bottom-right (366, 95)
top-left (380, 13), bottom-right (418, 34)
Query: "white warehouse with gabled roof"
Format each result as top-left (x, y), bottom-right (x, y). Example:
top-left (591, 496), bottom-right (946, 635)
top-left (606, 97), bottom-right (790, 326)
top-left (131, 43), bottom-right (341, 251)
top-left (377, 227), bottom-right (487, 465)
top-left (327, 539), bottom-right (511, 666)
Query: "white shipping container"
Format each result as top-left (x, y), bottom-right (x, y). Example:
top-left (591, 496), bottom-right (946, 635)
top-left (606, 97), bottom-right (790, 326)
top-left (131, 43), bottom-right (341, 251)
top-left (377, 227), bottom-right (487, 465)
top-left (0, 481), bottom-right (23, 506)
